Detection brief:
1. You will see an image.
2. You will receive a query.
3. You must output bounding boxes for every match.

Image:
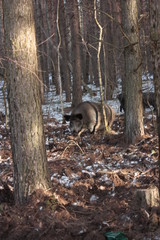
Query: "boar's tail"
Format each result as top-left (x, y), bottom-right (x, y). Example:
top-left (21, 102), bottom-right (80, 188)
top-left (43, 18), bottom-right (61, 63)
top-left (87, 102), bottom-right (98, 133)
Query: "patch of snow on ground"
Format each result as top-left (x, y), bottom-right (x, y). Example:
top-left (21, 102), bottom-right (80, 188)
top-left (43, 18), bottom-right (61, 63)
top-left (0, 73), bottom-right (155, 122)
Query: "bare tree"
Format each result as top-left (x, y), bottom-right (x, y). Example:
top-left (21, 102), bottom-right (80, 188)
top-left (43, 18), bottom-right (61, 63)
top-left (81, 0), bottom-right (96, 84)
top-left (100, 0), bottom-right (116, 99)
top-left (150, 0), bottom-right (160, 190)
top-left (0, 0), bottom-right (4, 74)
top-left (69, 0), bottom-right (82, 107)
top-left (59, 0), bottom-right (71, 102)
top-left (3, 0), bottom-right (50, 204)
top-left (121, 0), bottom-right (144, 144)
top-left (34, 0), bottom-right (49, 93)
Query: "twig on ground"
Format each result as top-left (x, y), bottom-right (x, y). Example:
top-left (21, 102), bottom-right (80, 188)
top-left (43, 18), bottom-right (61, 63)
top-left (62, 140), bottom-right (84, 156)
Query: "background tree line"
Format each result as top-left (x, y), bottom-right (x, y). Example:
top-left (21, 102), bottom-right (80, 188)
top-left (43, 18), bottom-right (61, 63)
top-left (1, 0), bottom-right (160, 204)
top-left (0, 0), bottom-right (153, 103)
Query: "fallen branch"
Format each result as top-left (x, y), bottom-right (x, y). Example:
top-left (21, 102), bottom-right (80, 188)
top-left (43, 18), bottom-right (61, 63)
top-left (62, 140), bottom-right (84, 156)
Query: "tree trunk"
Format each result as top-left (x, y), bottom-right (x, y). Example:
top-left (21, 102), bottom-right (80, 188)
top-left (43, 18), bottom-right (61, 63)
top-left (150, 0), bottom-right (160, 192)
top-left (34, 0), bottom-right (48, 94)
top-left (81, 0), bottom-right (90, 84)
top-left (101, 0), bottom-right (115, 99)
top-left (3, 0), bottom-right (50, 204)
top-left (70, 0), bottom-right (82, 107)
top-left (0, 0), bottom-right (4, 61)
top-left (82, 0), bottom-right (95, 84)
top-left (121, 0), bottom-right (144, 144)
top-left (100, 0), bottom-right (110, 100)
top-left (59, 0), bottom-right (71, 102)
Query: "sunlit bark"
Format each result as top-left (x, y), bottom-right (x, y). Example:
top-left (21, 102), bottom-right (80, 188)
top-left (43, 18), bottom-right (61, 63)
top-left (121, 0), bottom-right (144, 144)
top-left (3, 0), bottom-right (50, 204)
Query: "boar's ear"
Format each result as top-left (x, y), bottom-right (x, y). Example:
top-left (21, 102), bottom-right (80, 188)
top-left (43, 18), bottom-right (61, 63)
top-left (64, 115), bottom-right (71, 121)
top-left (75, 113), bottom-right (83, 120)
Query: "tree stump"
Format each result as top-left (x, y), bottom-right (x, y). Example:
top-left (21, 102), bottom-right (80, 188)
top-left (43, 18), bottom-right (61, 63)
top-left (136, 186), bottom-right (159, 209)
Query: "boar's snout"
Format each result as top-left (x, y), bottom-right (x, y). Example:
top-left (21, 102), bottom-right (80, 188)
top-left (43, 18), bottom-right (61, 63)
top-left (70, 114), bottom-right (83, 133)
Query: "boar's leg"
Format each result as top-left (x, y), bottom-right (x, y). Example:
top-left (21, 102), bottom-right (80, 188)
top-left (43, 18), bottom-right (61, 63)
top-left (88, 122), bottom-right (96, 134)
top-left (78, 128), bottom-right (86, 137)
top-left (117, 94), bottom-right (125, 112)
top-left (105, 105), bottom-right (115, 129)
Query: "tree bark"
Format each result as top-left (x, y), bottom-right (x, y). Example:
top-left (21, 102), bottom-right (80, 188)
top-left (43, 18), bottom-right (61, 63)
top-left (3, 0), bottom-right (50, 204)
top-left (0, 0), bottom-right (4, 60)
top-left (34, 0), bottom-right (48, 95)
top-left (59, 0), bottom-right (71, 102)
top-left (136, 187), bottom-right (159, 209)
top-left (121, 0), bottom-right (144, 144)
top-left (150, 0), bottom-right (160, 192)
top-left (70, 0), bottom-right (82, 107)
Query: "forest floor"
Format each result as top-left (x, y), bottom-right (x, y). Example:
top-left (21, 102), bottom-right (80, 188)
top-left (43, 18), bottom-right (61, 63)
top-left (0, 110), bottom-right (160, 240)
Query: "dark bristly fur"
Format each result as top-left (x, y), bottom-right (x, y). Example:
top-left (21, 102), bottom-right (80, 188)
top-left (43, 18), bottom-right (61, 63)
top-left (117, 92), bottom-right (156, 112)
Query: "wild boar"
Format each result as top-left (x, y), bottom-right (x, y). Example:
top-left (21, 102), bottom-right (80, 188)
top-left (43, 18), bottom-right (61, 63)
top-left (64, 101), bottom-right (115, 136)
top-left (117, 92), bottom-right (156, 112)
top-left (117, 93), bottom-right (125, 112)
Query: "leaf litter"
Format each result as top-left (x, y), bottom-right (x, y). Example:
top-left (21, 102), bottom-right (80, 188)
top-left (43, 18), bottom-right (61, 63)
top-left (0, 79), bottom-right (160, 239)
top-left (0, 108), bottom-right (160, 239)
